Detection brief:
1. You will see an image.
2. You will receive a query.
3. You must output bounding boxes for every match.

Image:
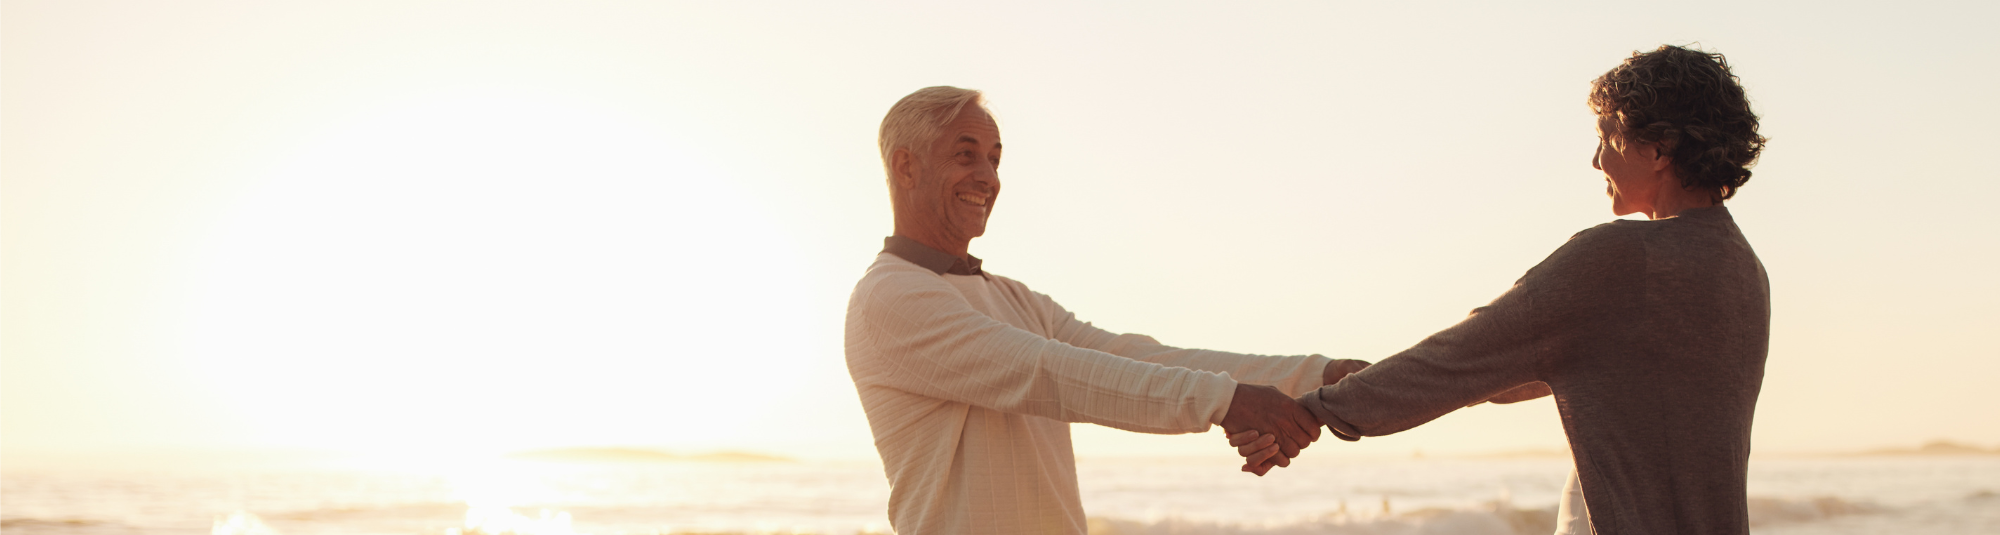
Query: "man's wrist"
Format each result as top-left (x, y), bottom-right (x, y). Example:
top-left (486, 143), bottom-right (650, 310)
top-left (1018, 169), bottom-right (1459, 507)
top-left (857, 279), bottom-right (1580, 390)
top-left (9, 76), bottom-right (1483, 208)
top-left (1207, 375), bottom-right (1242, 427)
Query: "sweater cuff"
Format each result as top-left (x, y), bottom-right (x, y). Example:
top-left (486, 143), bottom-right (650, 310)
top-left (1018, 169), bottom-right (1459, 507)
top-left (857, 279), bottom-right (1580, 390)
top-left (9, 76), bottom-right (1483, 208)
top-left (1199, 372), bottom-right (1240, 427)
top-left (1303, 354), bottom-right (1334, 389)
top-left (1299, 387), bottom-right (1363, 442)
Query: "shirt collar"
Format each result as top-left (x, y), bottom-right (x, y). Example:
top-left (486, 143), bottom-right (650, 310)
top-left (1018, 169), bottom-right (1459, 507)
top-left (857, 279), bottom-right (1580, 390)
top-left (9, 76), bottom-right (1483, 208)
top-left (883, 236), bottom-right (983, 276)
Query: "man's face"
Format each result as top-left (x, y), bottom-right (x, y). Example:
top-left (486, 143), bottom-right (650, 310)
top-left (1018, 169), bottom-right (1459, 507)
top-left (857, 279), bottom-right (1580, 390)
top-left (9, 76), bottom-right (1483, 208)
top-left (906, 105), bottom-right (1002, 246)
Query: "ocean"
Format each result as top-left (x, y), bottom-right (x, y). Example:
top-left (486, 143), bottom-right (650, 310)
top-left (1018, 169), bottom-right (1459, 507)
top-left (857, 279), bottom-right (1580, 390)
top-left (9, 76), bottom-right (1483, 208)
top-left (3, 454), bottom-right (1995, 535)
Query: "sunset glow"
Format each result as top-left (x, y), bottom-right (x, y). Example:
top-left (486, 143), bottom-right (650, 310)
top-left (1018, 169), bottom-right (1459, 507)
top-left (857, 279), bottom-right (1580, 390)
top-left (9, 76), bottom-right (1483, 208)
top-left (5, 0), bottom-right (1996, 520)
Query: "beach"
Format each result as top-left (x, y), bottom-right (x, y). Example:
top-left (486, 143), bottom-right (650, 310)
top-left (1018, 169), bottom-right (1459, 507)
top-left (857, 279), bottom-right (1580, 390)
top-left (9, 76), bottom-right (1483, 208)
top-left (4, 452), bottom-right (1995, 535)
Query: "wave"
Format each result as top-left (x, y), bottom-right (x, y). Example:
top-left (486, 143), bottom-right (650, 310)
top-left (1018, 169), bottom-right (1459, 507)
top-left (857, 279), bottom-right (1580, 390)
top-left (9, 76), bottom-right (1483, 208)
top-left (1087, 508), bottom-right (1550, 535)
top-left (73, 495), bottom-right (1898, 535)
top-left (0, 517), bottom-right (201, 535)
top-left (257, 502), bottom-right (465, 522)
top-left (1086, 496), bottom-right (1892, 535)
top-left (1745, 496), bottom-right (1886, 526)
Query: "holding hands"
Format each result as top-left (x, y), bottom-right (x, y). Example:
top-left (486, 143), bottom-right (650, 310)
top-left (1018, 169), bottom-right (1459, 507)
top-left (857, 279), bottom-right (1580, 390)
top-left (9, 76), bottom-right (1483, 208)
top-left (1224, 358), bottom-right (1371, 476)
top-left (1218, 384), bottom-right (1320, 473)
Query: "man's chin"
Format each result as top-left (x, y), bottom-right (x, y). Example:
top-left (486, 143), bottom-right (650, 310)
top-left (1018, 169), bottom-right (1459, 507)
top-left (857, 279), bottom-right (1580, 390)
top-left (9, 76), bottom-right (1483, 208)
top-left (958, 218), bottom-right (990, 240)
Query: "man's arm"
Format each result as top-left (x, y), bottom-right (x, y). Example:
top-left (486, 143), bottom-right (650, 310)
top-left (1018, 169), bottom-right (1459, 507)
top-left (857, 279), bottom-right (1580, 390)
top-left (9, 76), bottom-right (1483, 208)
top-left (847, 267), bottom-right (1313, 449)
top-left (1012, 281), bottom-right (1342, 397)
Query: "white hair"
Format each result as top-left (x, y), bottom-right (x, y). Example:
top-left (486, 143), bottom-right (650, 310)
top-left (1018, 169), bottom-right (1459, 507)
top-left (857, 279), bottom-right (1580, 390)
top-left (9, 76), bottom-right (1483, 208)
top-left (877, 86), bottom-right (988, 186)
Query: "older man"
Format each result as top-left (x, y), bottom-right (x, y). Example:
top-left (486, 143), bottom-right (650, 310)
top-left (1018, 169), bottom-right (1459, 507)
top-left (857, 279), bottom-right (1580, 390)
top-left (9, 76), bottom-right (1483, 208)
top-left (843, 86), bottom-right (1364, 534)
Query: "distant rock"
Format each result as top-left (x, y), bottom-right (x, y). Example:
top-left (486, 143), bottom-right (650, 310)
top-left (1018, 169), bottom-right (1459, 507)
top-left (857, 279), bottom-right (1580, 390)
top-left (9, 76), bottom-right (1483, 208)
top-left (1857, 440), bottom-right (2000, 456)
top-left (685, 451), bottom-right (795, 463)
top-left (505, 447), bottom-right (792, 463)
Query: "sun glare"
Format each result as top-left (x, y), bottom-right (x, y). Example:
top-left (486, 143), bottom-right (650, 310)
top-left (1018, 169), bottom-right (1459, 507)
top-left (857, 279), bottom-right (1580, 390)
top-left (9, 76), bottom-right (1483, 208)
top-left (177, 89), bottom-right (816, 455)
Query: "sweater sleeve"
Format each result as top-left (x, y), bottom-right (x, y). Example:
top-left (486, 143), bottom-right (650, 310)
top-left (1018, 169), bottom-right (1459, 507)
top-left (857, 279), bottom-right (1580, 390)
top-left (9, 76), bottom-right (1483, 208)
top-left (1300, 224), bottom-right (1642, 438)
top-left (1019, 287), bottom-right (1331, 397)
top-left (846, 267), bottom-right (1240, 434)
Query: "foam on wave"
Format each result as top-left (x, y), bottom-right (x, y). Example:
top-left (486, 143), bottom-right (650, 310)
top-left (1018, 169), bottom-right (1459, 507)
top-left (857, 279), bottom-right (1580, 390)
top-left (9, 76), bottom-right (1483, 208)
top-left (189, 496), bottom-right (1890, 535)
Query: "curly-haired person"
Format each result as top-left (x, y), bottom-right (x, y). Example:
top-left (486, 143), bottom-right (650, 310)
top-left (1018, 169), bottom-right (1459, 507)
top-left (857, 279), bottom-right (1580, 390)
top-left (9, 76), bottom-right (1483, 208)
top-left (1231, 45), bottom-right (1771, 535)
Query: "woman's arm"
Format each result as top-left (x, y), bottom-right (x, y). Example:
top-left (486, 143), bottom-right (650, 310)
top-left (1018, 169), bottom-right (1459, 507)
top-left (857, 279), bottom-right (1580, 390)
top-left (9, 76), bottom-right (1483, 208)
top-left (1476, 381), bottom-right (1553, 405)
top-left (1298, 224), bottom-right (1643, 439)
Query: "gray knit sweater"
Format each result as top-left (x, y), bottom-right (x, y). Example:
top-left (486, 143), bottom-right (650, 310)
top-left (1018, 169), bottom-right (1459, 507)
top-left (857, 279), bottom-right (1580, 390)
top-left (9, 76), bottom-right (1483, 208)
top-left (1300, 206), bottom-right (1770, 535)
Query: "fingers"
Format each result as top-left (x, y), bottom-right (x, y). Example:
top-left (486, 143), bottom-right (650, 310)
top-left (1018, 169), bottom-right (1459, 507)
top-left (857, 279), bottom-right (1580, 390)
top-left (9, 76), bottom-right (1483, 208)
top-left (1291, 399), bottom-right (1323, 443)
top-left (1241, 462), bottom-right (1272, 477)
top-left (1245, 443), bottom-right (1279, 469)
top-left (1276, 433), bottom-right (1303, 459)
top-left (1261, 422), bottom-right (1305, 459)
top-left (1277, 412), bottom-right (1312, 458)
top-left (1235, 428), bottom-right (1288, 477)
top-left (1241, 446), bottom-right (1282, 477)
top-left (1234, 433), bottom-right (1276, 458)
top-left (1290, 412), bottom-right (1321, 444)
top-left (1243, 450), bottom-right (1285, 476)
top-left (1235, 402), bottom-right (1334, 477)
top-left (1224, 384), bottom-right (1327, 464)
top-left (1229, 430), bottom-right (1284, 476)
top-left (1225, 384), bottom-right (1298, 456)
top-left (1246, 410), bottom-right (1323, 476)
top-left (1226, 430), bottom-right (1263, 448)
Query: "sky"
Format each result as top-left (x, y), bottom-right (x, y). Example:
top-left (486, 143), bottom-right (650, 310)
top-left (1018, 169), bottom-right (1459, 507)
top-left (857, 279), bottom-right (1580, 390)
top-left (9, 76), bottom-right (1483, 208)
top-left (4, 0), bottom-right (1997, 465)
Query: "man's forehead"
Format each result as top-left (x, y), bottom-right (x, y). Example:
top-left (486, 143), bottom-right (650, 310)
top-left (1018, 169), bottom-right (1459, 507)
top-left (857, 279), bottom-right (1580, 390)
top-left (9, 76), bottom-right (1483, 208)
top-left (944, 107), bottom-right (1000, 144)
top-left (950, 132), bottom-right (1001, 146)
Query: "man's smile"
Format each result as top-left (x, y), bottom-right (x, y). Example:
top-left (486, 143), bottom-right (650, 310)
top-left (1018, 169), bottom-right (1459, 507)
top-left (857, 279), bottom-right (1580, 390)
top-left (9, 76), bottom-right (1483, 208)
top-left (956, 192), bottom-right (989, 207)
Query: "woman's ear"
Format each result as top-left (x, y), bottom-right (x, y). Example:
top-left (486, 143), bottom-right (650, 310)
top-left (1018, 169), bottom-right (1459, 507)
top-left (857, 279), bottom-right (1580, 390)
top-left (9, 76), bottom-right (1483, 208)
top-left (1647, 141), bottom-right (1674, 172)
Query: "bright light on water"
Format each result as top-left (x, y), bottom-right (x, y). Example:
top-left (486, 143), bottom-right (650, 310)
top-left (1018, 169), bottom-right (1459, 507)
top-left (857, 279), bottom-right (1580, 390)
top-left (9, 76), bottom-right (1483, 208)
top-left (22, 455), bottom-right (1998, 535)
top-left (214, 512), bottom-right (282, 535)
top-left (454, 507), bottom-right (582, 535)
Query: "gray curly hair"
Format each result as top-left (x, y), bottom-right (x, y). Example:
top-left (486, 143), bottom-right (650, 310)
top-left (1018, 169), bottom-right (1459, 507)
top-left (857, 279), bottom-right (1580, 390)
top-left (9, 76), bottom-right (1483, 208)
top-left (1589, 45), bottom-right (1767, 202)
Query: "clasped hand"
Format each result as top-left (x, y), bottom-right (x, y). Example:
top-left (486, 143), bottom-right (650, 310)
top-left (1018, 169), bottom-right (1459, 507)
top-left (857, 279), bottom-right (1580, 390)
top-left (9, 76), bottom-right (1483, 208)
top-left (1221, 358), bottom-right (1370, 476)
top-left (1218, 384), bottom-right (1319, 476)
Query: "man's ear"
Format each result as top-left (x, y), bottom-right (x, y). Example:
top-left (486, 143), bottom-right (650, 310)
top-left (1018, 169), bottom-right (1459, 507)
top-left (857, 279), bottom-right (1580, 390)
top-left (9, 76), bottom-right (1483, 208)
top-left (890, 148), bottom-right (919, 191)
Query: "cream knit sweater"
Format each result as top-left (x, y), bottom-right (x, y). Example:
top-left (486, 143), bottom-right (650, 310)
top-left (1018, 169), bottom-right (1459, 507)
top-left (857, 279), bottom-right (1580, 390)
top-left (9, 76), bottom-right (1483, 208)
top-left (845, 252), bottom-right (1330, 534)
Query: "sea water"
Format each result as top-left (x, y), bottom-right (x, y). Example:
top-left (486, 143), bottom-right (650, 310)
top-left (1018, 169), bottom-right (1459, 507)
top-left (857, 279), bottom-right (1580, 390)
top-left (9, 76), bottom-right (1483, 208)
top-left (3, 455), bottom-right (1995, 534)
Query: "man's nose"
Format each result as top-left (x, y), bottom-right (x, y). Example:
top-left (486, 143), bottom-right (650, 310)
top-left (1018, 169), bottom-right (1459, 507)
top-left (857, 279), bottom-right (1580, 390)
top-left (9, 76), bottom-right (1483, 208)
top-left (972, 161), bottom-right (999, 188)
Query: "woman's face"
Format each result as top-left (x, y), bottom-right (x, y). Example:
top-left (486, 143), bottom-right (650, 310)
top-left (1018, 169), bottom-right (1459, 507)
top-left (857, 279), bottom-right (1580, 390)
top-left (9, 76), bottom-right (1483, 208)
top-left (1592, 116), bottom-right (1663, 217)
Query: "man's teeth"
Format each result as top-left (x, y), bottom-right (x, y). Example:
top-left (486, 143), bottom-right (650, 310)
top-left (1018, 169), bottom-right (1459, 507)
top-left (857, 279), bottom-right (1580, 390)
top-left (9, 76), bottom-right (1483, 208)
top-left (957, 193), bottom-right (987, 206)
